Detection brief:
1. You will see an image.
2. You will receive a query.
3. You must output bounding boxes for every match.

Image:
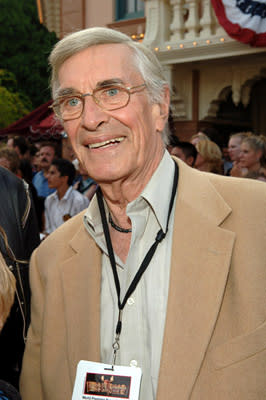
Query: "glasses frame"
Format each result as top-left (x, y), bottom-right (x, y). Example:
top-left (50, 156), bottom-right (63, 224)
top-left (50, 83), bottom-right (147, 121)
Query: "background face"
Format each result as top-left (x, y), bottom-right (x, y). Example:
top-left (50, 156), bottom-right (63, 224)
top-left (39, 146), bottom-right (55, 170)
top-left (194, 152), bottom-right (205, 169)
top-left (228, 137), bottom-right (242, 161)
top-left (47, 165), bottom-right (64, 189)
top-left (171, 147), bottom-right (186, 162)
top-left (239, 143), bottom-right (261, 169)
top-left (58, 43), bottom-right (168, 188)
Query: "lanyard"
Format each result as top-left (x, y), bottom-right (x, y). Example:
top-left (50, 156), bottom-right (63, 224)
top-left (96, 162), bottom-right (178, 366)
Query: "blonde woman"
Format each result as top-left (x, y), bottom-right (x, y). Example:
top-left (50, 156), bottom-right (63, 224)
top-left (228, 132), bottom-right (252, 177)
top-left (194, 139), bottom-right (223, 174)
top-left (190, 132), bottom-right (209, 146)
top-left (240, 135), bottom-right (266, 176)
top-left (0, 252), bottom-right (22, 400)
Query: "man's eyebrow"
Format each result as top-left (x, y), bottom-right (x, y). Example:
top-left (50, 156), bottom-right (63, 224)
top-left (56, 88), bottom-right (77, 97)
top-left (95, 79), bottom-right (125, 88)
top-left (56, 79), bottom-right (125, 97)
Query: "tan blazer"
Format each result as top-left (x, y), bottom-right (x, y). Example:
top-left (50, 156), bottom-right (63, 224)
top-left (20, 159), bottom-right (266, 399)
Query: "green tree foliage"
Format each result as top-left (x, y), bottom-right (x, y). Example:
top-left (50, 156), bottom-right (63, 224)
top-left (0, 69), bottom-right (32, 128)
top-left (0, 0), bottom-right (58, 109)
top-left (0, 87), bottom-right (31, 129)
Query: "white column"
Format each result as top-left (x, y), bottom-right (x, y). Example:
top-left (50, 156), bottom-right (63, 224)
top-left (200, 0), bottom-right (214, 38)
top-left (184, 0), bottom-right (200, 39)
top-left (169, 0), bottom-right (185, 41)
top-left (211, 3), bottom-right (227, 36)
top-left (143, 0), bottom-right (171, 47)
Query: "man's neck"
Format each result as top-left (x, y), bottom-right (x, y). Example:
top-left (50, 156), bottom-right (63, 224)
top-left (42, 167), bottom-right (50, 175)
top-left (99, 149), bottom-right (165, 241)
top-left (57, 184), bottom-right (69, 200)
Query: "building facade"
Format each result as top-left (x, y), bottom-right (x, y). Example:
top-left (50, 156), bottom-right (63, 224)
top-left (38, 0), bottom-right (266, 143)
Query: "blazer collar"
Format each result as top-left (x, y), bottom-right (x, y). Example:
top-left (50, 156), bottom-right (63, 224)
top-left (157, 159), bottom-right (235, 399)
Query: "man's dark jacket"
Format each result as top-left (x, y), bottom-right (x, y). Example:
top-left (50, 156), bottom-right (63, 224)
top-left (0, 167), bottom-right (40, 388)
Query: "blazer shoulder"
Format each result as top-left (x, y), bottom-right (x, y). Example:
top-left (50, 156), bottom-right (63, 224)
top-left (209, 173), bottom-right (266, 202)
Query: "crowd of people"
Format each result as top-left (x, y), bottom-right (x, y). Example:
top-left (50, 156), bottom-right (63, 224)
top-left (0, 26), bottom-right (265, 400)
top-left (2, 128), bottom-right (265, 251)
top-left (168, 129), bottom-right (266, 181)
top-left (0, 134), bottom-right (96, 237)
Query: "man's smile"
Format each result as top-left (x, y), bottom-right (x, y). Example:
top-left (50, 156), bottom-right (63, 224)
top-left (87, 137), bottom-right (125, 149)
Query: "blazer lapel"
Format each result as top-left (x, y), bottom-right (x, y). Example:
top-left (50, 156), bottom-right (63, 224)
top-left (157, 161), bottom-right (236, 400)
top-left (59, 224), bottom-right (102, 384)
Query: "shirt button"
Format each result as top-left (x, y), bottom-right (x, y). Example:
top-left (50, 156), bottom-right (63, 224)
top-left (130, 360), bottom-right (138, 367)
top-left (127, 297), bottom-right (135, 305)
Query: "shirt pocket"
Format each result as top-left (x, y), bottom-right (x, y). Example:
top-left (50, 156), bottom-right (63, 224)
top-left (211, 320), bottom-right (266, 370)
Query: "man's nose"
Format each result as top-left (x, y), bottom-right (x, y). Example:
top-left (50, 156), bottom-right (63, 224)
top-left (81, 96), bottom-right (110, 130)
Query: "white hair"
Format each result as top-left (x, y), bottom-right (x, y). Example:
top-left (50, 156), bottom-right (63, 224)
top-left (49, 27), bottom-right (170, 144)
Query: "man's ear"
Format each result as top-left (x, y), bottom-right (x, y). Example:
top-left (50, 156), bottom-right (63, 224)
top-left (61, 174), bottom-right (69, 185)
top-left (186, 156), bottom-right (194, 167)
top-left (155, 85), bottom-right (170, 132)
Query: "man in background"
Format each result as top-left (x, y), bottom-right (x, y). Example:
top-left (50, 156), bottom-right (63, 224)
top-left (32, 141), bottom-right (57, 198)
top-left (44, 158), bottom-right (89, 235)
top-left (170, 141), bottom-right (197, 167)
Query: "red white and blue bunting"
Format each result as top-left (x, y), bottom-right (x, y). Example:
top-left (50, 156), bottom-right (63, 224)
top-left (211, 0), bottom-right (266, 46)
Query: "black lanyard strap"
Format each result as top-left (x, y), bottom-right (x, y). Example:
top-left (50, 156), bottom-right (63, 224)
top-left (96, 161), bottom-right (178, 328)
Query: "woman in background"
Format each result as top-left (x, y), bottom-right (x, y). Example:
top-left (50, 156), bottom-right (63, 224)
top-left (194, 139), bottom-right (223, 174)
top-left (239, 135), bottom-right (266, 176)
top-left (228, 132), bottom-right (251, 177)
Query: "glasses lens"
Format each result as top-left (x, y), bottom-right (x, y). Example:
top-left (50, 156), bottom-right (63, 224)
top-left (56, 96), bottom-right (83, 120)
top-left (95, 86), bottom-right (129, 110)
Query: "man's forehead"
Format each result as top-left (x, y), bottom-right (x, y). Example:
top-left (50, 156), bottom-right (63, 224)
top-left (172, 147), bottom-right (184, 157)
top-left (40, 146), bottom-right (54, 153)
top-left (57, 43), bottom-right (140, 91)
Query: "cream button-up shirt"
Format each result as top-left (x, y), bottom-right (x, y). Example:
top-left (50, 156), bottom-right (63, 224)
top-left (84, 151), bottom-right (177, 400)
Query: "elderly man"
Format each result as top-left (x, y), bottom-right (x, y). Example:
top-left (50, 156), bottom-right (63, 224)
top-left (20, 28), bottom-right (266, 400)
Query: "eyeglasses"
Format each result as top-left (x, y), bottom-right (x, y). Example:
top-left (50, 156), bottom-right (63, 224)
top-left (50, 83), bottom-right (146, 121)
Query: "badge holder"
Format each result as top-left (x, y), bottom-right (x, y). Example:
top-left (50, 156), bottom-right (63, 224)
top-left (72, 360), bottom-right (142, 400)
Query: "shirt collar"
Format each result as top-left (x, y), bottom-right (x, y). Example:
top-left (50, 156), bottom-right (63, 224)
top-left (128, 150), bottom-right (176, 232)
top-left (62, 186), bottom-right (73, 200)
top-left (83, 151), bottom-right (176, 235)
top-left (52, 186), bottom-right (73, 201)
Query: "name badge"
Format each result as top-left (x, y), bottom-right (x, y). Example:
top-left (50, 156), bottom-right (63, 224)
top-left (72, 360), bottom-right (142, 400)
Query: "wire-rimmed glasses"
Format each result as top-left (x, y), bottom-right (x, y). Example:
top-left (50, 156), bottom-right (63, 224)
top-left (50, 83), bottom-right (146, 121)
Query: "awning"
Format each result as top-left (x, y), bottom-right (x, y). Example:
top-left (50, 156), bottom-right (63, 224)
top-left (0, 100), bottom-right (64, 139)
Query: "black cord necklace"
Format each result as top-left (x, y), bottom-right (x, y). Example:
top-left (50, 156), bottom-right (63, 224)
top-left (108, 212), bottom-right (132, 233)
